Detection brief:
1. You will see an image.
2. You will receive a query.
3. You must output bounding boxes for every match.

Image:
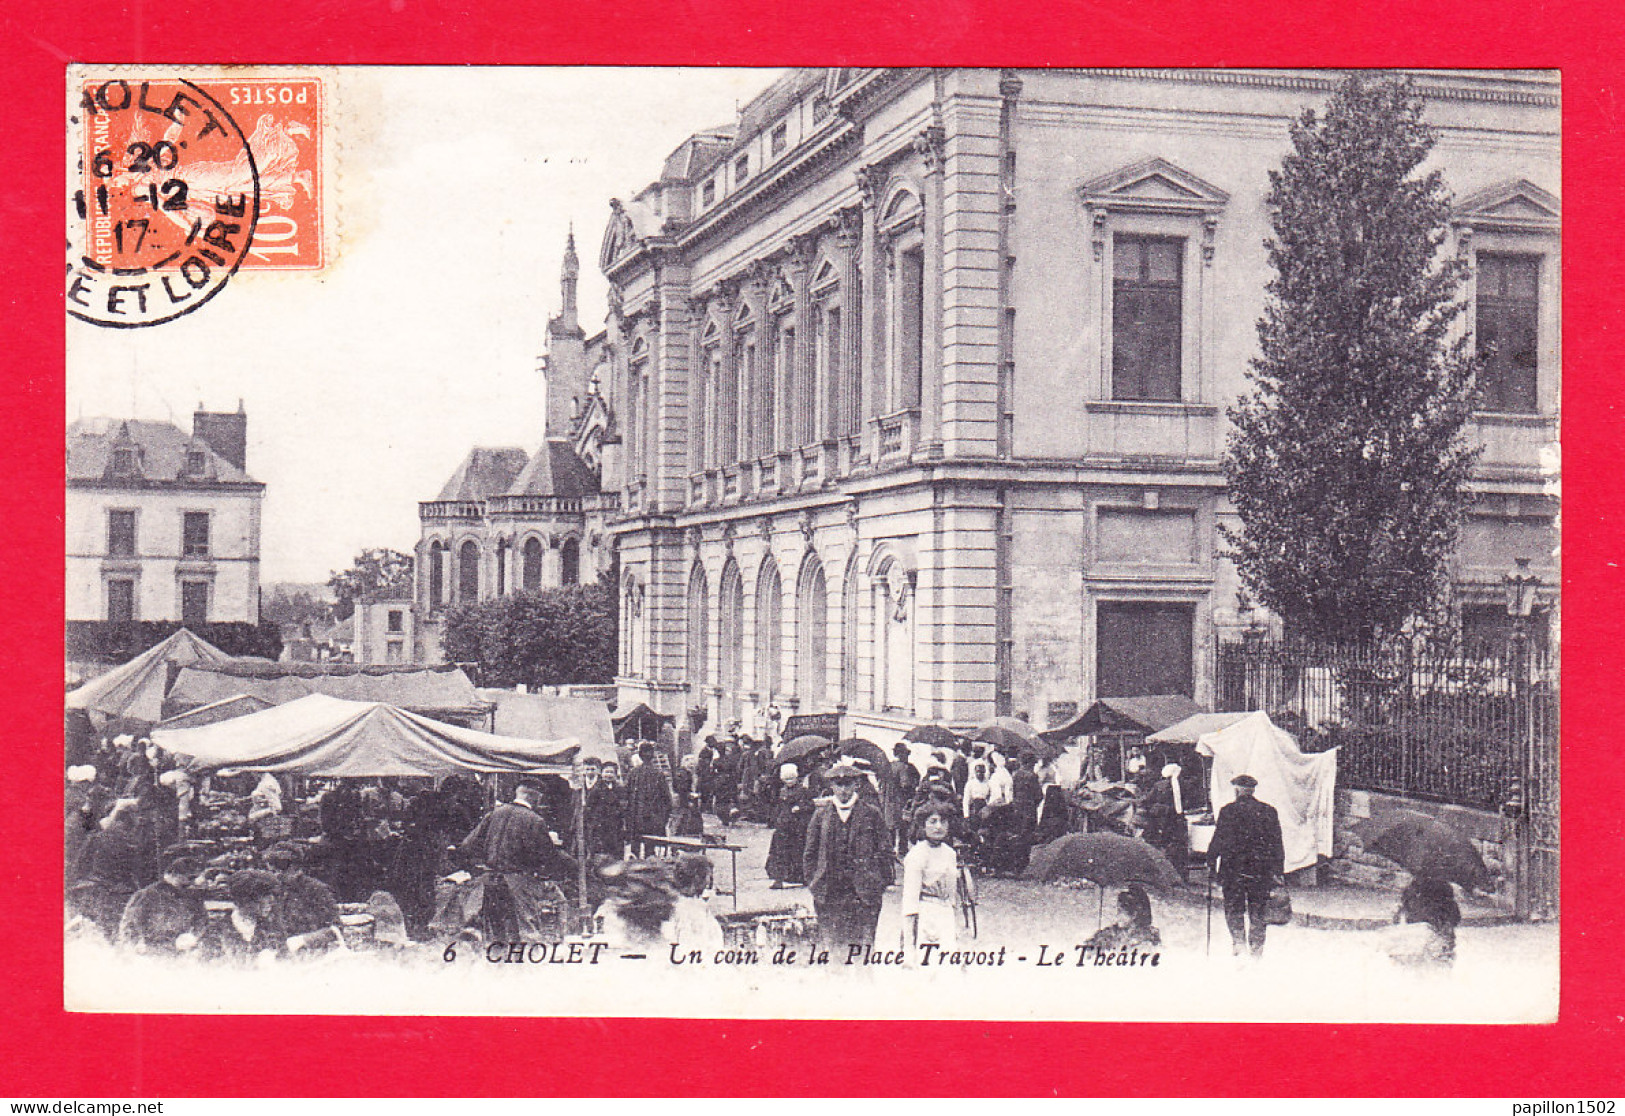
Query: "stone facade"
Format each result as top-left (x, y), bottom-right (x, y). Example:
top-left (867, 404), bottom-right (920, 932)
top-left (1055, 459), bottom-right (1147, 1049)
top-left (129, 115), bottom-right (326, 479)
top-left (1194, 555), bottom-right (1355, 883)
top-left (592, 68), bottom-right (1559, 745)
top-left (66, 407), bottom-right (264, 625)
top-left (415, 233), bottom-right (620, 663)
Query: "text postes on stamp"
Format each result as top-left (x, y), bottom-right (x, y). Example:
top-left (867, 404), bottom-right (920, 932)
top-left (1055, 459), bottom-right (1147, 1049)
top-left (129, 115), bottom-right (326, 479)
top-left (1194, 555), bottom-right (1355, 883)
top-left (68, 78), bottom-right (261, 328)
top-left (196, 79), bottom-right (323, 270)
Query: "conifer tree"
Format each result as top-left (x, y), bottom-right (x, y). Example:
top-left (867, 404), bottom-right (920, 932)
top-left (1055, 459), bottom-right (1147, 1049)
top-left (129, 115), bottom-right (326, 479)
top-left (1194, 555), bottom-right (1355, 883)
top-left (1223, 76), bottom-right (1479, 644)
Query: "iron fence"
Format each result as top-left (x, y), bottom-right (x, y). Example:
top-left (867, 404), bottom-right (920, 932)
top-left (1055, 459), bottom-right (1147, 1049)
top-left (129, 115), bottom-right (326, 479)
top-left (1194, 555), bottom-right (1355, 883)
top-left (1215, 635), bottom-right (1556, 813)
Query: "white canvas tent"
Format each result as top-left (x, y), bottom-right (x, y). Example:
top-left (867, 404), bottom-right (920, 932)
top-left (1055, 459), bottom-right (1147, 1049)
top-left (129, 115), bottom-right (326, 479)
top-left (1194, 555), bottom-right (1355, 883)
top-left (477, 689), bottom-right (617, 762)
top-left (66, 628), bottom-right (232, 725)
top-left (1196, 710), bottom-right (1338, 874)
top-left (152, 693), bottom-right (578, 777)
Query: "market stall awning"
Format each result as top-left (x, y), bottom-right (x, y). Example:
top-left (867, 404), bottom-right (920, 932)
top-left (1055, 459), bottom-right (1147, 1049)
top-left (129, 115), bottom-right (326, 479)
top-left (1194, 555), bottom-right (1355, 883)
top-left (1041, 695), bottom-right (1206, 742)
top-left (66, 628), bottom-right (232, 724)
top-left (478, 689), bottom-right (617, 761)
top-left (164, 662), bottom-right (490, 722)
top-left (1146, 711), bottom-right (1251, 745)
top-left (610, 701), bottom-right (674, 743)
top-left (155, 693), bottom-right (275, 731)
top-left (152, 693), bottom-right (577, 777)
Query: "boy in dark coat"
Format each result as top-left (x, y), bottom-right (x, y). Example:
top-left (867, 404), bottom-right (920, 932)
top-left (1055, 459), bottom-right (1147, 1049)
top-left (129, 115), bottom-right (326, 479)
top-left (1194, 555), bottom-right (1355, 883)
top-left (803, 759), bottom-right (893, 957)
top-left (117, 853), bottom-right (207, 955)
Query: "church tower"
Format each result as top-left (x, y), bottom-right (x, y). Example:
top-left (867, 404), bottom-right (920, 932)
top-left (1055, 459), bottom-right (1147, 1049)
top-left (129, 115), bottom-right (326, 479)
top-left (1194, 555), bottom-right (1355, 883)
top-left (543, 228), bottom-right (589, 439)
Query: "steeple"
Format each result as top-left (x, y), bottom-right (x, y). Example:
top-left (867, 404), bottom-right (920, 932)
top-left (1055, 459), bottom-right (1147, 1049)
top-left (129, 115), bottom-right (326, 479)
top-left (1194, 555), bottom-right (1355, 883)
top-left (544, 227), bottom-right (589, 438)
top-left (559, 224), bottom-right (579, 331)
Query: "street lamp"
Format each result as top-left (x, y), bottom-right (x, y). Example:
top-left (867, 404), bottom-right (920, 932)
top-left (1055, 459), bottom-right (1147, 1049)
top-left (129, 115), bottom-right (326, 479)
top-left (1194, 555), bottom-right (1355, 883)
top-left (1502, 556), bottom-right (1541, 920)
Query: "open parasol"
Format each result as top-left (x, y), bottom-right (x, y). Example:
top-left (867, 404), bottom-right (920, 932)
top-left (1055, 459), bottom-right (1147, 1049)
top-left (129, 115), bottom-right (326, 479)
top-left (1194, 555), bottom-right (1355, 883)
top-left (969, 716), bottom-right (1039, 755)
top-left (1357, 810), bottom-right (1492, 891)
top-left (903, 723), bottom-right (963, 749)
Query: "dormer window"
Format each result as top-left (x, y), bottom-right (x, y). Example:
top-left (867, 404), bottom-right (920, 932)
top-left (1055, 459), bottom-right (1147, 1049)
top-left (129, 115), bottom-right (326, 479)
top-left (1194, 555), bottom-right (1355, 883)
top-left (735, 154), bottom-right (750, 185)
top-left (111, 447), bottom-right (136, 475)
top-left (702, 178), bottom-right (717, 207)
top-left (770, 123), bottom-right (788, 157)
top-left (185, 450), bottom-right (207, 476)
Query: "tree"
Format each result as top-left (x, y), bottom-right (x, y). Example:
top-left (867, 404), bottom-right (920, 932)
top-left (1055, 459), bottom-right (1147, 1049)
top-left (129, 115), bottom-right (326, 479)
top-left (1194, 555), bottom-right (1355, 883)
top-left (262, 585), bottom-right (331, 632)
top-left (328, 548), bottom-right (414, 621)
top-left (1222, 76), bottom-right (1480, 645)
top-left (441, 579), bottom-right (617, 688)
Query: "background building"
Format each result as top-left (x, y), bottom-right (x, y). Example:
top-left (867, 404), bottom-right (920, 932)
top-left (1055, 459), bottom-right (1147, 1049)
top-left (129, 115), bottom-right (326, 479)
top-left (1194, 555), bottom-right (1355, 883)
top-left (66, 405), bottom-right (265, 626)
top-left (415, 233), bottom-right (621, 663)
top-left (588, 68), bottom-right (1559, 744)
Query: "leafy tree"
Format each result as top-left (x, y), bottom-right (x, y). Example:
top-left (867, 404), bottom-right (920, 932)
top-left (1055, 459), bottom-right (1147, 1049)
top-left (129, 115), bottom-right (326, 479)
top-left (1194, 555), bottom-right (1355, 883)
top-left (442, 579), bottom-right (617, 688)
top-left (262, 585), bottom-right (331, 632)
top-left (328, 548), bottom-right (414, 621)
top-left (1222, 76), bottom-right (1479, 645)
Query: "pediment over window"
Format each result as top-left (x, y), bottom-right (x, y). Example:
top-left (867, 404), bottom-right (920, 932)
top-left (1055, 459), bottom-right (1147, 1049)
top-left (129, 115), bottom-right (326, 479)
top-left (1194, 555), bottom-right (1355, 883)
top-left (1077, 157), bottom-right (1230, 215)
top-left (599, 201), bottom-right (647, 271)
top-left (1454, 179), bottom-right (1561, 234)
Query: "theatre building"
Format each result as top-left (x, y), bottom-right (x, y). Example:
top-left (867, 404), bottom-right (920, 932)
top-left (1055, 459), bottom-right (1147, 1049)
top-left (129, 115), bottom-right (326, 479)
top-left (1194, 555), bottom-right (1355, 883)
top-left (591, 67), bottom-right (1559, 742)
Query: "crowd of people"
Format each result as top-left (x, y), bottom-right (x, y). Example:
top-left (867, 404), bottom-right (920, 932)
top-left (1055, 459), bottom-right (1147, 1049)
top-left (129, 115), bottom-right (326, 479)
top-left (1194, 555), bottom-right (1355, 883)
top-left (65, 719), bottom-right (1461, 973)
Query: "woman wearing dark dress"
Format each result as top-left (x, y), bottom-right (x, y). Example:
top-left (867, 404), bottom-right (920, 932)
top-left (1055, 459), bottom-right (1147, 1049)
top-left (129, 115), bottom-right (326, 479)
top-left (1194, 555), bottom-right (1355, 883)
top-left (765, 763), bottom-right (813, 888)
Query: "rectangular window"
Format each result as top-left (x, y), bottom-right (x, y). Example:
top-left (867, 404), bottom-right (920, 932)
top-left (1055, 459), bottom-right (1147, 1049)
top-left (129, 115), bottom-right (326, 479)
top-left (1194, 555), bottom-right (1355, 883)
top-left (111, 447), bottom-right (136, 475)
top-left (1476, 253), bottom-right (1540, 414)
top-left (107, 579), bottom-right (136, 623)
top-left (739, 340), bottom-right (757, 460)
top-left (898, 248), bottom-right (925, 409)
top-left (386, 640), bottom-right (405, 664)
top-left (1112, 236), bottom-right (1184, 402)
top-left (387, 609), bottom-right (404, 633)
top-left (770, 123), bottom-right (787, 156)
top-left (107, 509), bottom-right (136, 557)
top-left (181, 581), bottom-right (209, 625)
top-left (702, 178), bottom-right (716, 207)
top-left (182, 511), bottom-right (211, 557)
top-left (185, 450), bottom-right (207, 475)
top-left (735, 154), bottom-right (750, 184)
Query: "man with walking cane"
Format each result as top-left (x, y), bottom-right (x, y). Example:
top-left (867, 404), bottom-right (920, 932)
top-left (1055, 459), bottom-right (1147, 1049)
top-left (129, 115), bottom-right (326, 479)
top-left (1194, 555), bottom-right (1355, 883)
top-left (1208, 773), bottom-right (1285, 959)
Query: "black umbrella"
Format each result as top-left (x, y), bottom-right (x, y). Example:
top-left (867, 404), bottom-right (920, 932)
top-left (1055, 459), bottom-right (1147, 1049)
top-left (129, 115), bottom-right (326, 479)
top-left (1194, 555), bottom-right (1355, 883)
top-left (1025, 832), bottom-right (1183, 889)
top-left (970, 717), bottom-right (1040, 755)
top-left (774, 734), bottom-right (833, 767)
top-left (835, 738), bottom-right (890, 774)
top-left (1357, 811), bottom-right (1491, 891)
top-left (1025, 832), bottom-right (1182, 927)
top-left (903, 724), bottom-right (962, 749)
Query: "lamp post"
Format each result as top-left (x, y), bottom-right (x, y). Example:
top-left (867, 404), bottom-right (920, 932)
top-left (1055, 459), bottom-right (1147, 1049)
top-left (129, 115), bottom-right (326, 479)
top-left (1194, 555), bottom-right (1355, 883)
top-left (1503, 557), bottom-right (1541, 920)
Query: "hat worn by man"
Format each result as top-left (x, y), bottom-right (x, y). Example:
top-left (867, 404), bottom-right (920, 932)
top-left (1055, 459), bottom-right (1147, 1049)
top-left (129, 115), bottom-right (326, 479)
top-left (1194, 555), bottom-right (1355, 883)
top-left (1231, 773), bottom-right (1259, 788)
top-left (824, 758), bottom-right (871, 782)
top-left (164, 854), bottom-right (206, 879)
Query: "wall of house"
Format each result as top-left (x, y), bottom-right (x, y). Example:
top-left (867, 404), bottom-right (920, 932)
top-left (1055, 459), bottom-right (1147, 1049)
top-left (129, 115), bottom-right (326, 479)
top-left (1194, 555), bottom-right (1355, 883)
top-left (66, 485), bottom-right (262, 623)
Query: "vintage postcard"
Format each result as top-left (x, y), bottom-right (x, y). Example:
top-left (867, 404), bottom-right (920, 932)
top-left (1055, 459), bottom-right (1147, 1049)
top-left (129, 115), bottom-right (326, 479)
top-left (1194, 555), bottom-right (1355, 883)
top-left (63, 65), bottom-right (1560, 1022)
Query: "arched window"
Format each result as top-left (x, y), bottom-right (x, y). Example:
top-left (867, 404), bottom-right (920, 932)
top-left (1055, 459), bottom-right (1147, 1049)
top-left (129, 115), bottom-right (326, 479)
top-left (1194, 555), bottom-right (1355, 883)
top-left (428, 540), bottom-right (446, 607)
top-left (685, 564), bottom-right (709, 691)
top-left (755, 557), bottom-right (783, 700)
top-left (718, 559), bottom-right (744, 714)
top-left (796, 556), bottom-right (828, 708)
top-left (458, 539), bottom-right (481, 602)
top-left (560, 537), bottom-right (580, 586)
top-left (522, 537), bottom-right (544, 591)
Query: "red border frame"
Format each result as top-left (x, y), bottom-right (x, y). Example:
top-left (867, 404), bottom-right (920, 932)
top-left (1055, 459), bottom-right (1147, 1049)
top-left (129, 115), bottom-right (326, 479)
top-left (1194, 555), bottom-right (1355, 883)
top-left (5, 0), bottom-right (1621, 1096)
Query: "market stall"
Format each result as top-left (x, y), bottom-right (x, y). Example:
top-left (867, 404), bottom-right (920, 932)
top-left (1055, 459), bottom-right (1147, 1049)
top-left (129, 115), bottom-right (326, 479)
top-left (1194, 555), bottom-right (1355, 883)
top-left (164, 661), bottom-right (491, 725)
top-left (1195, 710), bottom-right (1338, 874)
top-left (1041, 695), bottom-right (1206, 787)
top-left (66, 627), bottom-right (232, 727)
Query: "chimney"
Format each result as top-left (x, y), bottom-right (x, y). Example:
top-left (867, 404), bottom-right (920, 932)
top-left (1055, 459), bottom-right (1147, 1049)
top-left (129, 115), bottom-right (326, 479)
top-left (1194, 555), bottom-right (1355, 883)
top-left (193, 404), bottom-right (248, 471)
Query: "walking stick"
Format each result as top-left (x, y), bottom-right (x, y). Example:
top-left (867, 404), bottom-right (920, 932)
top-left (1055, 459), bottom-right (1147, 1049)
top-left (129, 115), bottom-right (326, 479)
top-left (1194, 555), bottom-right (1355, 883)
top-left (1205, 863), bottom-right (1213, 957)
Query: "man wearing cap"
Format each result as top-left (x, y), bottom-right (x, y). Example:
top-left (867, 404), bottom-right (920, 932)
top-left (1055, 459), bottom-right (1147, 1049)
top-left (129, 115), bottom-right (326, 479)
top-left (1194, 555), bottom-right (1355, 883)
top-left (803, 759), bottom-right (893, 956)
top-left (625, 742), bottom-right (674, 856)
top-left (117, 853), bottom-right (207, 955)
top-left (1208, 774), bottom-right (1285, 958)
